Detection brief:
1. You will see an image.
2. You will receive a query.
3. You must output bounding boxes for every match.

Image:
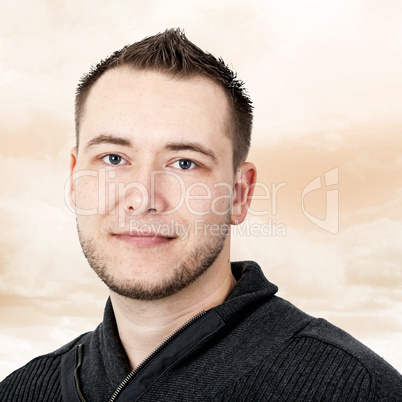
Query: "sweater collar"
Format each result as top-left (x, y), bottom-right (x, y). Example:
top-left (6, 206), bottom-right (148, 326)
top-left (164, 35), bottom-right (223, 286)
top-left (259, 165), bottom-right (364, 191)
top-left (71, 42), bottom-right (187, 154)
top-left (214, 260), bottom-right (278, 322)
top-left (99, 260), bottom-right (277, 383)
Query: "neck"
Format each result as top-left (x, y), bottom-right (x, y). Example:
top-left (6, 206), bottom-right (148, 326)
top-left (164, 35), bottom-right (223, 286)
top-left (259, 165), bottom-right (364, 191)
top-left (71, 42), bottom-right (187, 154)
top-left (110, 257), bottom-right (235, 370)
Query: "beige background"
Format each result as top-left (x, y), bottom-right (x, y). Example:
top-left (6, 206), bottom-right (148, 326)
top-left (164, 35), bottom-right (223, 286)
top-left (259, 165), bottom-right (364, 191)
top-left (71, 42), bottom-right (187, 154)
top-left (1, 0), bottom-right (401, 380)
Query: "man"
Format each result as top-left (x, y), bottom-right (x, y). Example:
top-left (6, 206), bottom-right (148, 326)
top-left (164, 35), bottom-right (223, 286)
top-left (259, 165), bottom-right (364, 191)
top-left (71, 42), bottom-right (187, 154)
top-left (1, 29), bottom-right (401, 401)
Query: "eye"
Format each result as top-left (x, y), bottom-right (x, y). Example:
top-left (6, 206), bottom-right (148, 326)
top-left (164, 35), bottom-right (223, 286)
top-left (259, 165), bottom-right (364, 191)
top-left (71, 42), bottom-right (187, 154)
top-left (171, 159), bottom-right (196, 170)
top-left (101, 154), bottom-right (127, 165)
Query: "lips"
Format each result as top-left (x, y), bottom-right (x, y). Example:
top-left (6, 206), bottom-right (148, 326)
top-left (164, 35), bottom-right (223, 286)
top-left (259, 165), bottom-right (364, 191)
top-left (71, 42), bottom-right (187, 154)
top-left (112, 231), bottom-right (177, 246)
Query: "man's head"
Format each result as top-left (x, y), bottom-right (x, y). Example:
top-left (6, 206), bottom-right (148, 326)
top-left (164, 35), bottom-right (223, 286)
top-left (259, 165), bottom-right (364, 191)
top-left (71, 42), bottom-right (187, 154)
top-left (70, 30), bottom-right (256, 301)
top-left (75, 28), bottom-right (253, 171)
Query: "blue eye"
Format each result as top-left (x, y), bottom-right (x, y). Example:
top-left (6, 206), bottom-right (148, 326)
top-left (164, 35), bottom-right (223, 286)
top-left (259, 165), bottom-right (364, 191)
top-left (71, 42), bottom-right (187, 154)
top-left (172, 159), bottom-right (195, 170)
top-left (102, 154), bottom-right (127, 165)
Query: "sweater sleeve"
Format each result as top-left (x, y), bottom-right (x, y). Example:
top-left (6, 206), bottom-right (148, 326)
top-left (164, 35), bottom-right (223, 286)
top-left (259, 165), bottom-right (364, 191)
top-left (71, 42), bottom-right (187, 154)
top-left (297, 318), bottom-right (402, 401)
top-left (212, 322), bottom-right (402, 401)
top-left (0, 355), bottom-right (62, 402)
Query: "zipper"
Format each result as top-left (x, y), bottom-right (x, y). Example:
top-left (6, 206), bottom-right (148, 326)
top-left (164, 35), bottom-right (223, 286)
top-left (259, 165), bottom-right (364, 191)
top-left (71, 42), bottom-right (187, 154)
top-left (74, 344), bottom-right (86, 402)
top-left (108, 310), bottom-right (207, 402)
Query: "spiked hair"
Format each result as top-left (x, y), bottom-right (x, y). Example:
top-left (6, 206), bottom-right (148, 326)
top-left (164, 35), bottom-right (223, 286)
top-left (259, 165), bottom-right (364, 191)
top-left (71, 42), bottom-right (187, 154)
top-left (75, 28), bottom-right (253, 169)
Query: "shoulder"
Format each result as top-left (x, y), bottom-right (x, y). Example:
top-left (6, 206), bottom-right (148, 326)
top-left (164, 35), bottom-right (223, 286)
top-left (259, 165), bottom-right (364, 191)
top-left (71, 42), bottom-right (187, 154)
top-left (230, 295), bottom-right (402, 400)
top-left (0, 330), bottom-right (93, 402)
top-left (294, 318), bottom-right (402, 400)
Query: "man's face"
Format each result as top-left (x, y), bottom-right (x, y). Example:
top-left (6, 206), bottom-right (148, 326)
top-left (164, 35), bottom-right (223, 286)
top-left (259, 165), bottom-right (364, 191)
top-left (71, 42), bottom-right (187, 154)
top-left (70, 68), bottom-right (242, 300)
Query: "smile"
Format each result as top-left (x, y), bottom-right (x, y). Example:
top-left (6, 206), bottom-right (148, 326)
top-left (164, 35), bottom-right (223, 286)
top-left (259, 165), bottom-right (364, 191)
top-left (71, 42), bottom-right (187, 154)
top-left (112, 233), bottom-right (177, 246)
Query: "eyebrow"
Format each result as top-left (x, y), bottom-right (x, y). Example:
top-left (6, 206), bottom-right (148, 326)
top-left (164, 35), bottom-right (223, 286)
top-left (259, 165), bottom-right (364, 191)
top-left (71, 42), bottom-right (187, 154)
top-left (83, 134), bottom-right (133, 152)
top-left (83, 135), bottom-right (218, 162)
top-left (164, 141), bottom-right (218, 162)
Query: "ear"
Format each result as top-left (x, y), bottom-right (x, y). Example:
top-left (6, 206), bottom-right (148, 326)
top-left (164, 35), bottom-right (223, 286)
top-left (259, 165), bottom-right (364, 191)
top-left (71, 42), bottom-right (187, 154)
top-left (68, 147), bottom-right (78, 211)
top-left (231, 162), bottom-right (257, 225)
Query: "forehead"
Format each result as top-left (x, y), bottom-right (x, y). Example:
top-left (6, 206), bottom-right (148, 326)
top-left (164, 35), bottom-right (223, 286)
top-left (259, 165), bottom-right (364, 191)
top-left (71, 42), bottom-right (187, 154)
top-left (79, 67), bottom-right (232, 150)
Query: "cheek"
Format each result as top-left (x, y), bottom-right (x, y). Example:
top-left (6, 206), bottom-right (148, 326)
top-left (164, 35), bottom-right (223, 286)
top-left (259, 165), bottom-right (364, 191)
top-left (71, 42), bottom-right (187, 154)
top-left (183, 183), bottom-right (212, 216)
top-left (153, 172), bottom-right (188, 214)
top-left (181, 181), bottom-right (233, 219)
top-left (73, 169), bottom-right (123, 215)
top-left (73, 175), bottom-right (102, 214)
top-left (210, 184), bottom-right (233, 217)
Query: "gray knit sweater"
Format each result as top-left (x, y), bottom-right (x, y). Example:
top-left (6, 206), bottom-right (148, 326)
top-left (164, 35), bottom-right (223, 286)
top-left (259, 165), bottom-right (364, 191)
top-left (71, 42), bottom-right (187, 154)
top-left (1, 261), bottom-right (401, 401)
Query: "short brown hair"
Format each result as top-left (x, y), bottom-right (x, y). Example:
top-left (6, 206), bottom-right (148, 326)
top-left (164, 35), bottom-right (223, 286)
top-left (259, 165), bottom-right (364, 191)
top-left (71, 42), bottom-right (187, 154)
top-left (75, 28), bottom-right (253, 170)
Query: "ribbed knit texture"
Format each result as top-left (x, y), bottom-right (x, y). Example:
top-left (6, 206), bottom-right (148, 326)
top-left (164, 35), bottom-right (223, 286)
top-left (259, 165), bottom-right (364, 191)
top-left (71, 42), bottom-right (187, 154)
top-left (0, 336), bottom-right (392, 402)
top-left (1, 355), bottom-right (62, 401)
top-left (211, 336), bottom-right (371, 401)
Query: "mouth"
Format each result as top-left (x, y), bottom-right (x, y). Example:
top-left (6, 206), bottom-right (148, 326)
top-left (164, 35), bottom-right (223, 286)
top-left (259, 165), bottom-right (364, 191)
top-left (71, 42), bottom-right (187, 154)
top-left (112, 232), bottom-right (177, 246)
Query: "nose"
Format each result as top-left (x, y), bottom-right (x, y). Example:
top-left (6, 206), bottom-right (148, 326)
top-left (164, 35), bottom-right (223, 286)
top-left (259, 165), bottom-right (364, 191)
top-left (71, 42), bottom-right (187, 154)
top-left (119, 169), bottom-right (166, 216)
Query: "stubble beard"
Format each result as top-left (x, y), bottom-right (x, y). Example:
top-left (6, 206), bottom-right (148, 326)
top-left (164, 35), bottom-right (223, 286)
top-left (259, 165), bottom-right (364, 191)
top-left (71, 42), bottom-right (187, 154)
top-left (77, 215), bottom-right (231, 301)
